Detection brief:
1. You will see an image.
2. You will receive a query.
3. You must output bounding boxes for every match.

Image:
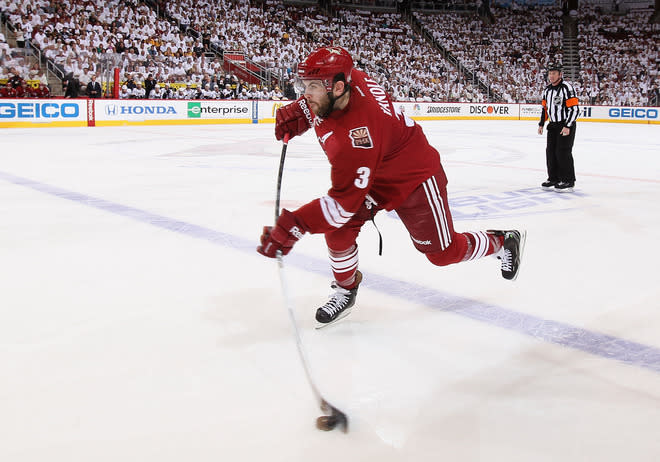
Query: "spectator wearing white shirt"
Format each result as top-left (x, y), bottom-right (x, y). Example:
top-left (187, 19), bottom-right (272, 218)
top-left (132, 81), bottom-right (146, 99)
top-left (148, 84), bottom-right (163, 99)
top-left (119, 84), bottom-right (131, 99)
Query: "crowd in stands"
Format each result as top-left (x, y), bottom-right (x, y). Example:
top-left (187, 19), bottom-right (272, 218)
top-left (168, 0), bottom-right (482, 101)
top-left (1, 0), bottom-right (223, 88)
top-left (1, 0), bottom-right (658, 106)
top-left (166, 0), bottom-right (313, 77)
top-left (0, 27), bottom-right (50, 97)
top-left (578, 5), bottom-right (658, 106)
top-left (114, 72), bottom-right (287, 100)
top-left (0, 66), bottom-right (50, 97)
top-left (309, 7), bottom-right (482, 101)
top-left (415, 5), bottom-right (564, 103)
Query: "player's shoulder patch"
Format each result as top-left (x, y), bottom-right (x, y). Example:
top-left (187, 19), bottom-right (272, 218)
top-left (348, 126), bottom-right (373, 149)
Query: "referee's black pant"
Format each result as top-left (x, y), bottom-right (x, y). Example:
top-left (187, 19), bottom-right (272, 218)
top-left (546, 122), bottom-right (576, 183)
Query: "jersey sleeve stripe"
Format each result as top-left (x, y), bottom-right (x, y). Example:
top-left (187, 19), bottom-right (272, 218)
top-left (566, 97), bottom-right (579, 107)
top-left (320, 195), bottom-right (354, 228)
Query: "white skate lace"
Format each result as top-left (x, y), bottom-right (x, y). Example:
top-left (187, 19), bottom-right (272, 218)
top-left (321, 285), bottom-right (351, 316)
top-left (501, 249), bottom-right (513, 272)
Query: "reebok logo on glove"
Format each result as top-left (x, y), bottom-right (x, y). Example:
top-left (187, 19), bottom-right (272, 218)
top-left (298, 98), bottom-right (314, 128)
top-left (257, 209), bottom-right (307, 258)
top-left (275, 97), bottom-right (315, 141)
top-left (289, 225), bottom-right (304, 240)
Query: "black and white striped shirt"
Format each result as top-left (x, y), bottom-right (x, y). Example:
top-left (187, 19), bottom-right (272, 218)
top-left (539, 80), bottom-right (579, 128)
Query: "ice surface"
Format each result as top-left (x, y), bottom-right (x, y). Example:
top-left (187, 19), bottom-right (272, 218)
top-left (1, 120), bottom-right (659, 461)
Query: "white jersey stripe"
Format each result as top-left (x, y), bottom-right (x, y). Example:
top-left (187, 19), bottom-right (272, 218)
top-left (422, 178), bottom-right (450, 250)
top-left (320, 195), bottom-right (354, 228)
top-left (422, 181), bottom-right (443, 248)
top-left (428, 177), bottom-right (452, 248)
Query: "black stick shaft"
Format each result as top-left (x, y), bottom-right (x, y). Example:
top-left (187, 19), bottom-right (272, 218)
top-left (275, 134), bottom-right (290, 221)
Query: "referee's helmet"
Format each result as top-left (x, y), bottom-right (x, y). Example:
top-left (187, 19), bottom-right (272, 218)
top-left (547, 62), bottom-right (562, 72)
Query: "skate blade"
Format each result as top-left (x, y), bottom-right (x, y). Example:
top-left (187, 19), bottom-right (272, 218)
top-left (315, 307), bottom-right (353, 330)
top-left (510, 230), bottom-right (527, 281)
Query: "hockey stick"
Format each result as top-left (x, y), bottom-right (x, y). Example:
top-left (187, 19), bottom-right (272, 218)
top-left (274, 135), bottom-right (288, 223)
top-left (274, 135), bottom-right (349, 433)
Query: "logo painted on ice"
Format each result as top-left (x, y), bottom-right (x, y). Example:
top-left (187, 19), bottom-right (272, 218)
top-left (388, 187), bottom-right (588, 221)
top-left (449, 188), bottom-right (588, 220)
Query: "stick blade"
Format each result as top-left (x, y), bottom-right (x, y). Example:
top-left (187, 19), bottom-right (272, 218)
top-left (321, 399), bottom-right (349, 433)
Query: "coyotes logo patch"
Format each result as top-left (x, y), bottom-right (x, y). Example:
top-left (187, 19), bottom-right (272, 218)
top-left (349, 126), bottom-right (373, 149)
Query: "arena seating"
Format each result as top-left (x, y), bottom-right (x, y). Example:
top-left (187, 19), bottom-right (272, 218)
top-left (1, 0), bottom-right (657, 105)
top-left (577, 5), bottom-right (658, 106)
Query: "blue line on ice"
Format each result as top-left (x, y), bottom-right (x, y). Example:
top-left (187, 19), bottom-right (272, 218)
top-left (2, 169), bottom-right (659, 374)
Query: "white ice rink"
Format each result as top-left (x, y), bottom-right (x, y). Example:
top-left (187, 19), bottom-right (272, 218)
top-left (1, 120), bottom-right (659, 461)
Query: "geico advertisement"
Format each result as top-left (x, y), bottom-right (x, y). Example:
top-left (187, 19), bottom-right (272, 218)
top-left (603, 106), bottom-right (659, 122)
top-left (96, 100), bottom-right (183, 120)
top-left (0, 100), bottom-right (86, 122)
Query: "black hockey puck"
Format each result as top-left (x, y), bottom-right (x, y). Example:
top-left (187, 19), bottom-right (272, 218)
top-left (316, 415), bottom-right (338, 431)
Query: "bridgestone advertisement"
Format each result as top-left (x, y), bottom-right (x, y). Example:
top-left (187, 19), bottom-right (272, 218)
top-left (396, 102), bottom-right (519, 120)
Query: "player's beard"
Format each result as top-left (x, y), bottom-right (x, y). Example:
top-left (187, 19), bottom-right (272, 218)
top-left (309, 94), bottom-right (333, 118)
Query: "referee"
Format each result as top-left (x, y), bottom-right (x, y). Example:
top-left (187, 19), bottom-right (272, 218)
top-left (538, 63), bottom-right (579, 192)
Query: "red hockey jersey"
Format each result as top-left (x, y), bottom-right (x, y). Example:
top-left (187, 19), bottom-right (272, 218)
top-left (294, 69), bottom-right (444, 234)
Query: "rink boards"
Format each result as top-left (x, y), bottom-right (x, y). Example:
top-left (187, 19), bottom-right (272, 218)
top-left (1, 99), bottom-right (658, 128)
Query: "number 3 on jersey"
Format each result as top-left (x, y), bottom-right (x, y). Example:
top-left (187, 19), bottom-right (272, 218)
top-left (354, 166), bottom-right (371, 189)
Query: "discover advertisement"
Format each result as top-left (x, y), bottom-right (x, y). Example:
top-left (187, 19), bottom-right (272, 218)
top-left (397, 102), bottom-right (519, 120)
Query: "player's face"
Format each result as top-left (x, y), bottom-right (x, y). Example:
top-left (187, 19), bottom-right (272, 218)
top-left (300, 80), bottom-right (332, 116)
top-left (548, 70), bottom-right (561, 85)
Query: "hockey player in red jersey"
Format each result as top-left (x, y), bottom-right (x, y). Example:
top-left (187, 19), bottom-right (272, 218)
top-left (258, 46), bottom-right (525, 325)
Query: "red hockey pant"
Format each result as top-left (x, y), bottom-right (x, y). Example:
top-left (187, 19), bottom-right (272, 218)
top-left (324, 171), bottom-right (500, 288)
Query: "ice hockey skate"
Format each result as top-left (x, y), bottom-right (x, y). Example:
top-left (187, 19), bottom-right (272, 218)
top-left (316, 271), bottom-right (362, 328)
top-left (489, 230), bottom-right (527, 281)
top-left (554, 181), bottom-right (574, 192)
